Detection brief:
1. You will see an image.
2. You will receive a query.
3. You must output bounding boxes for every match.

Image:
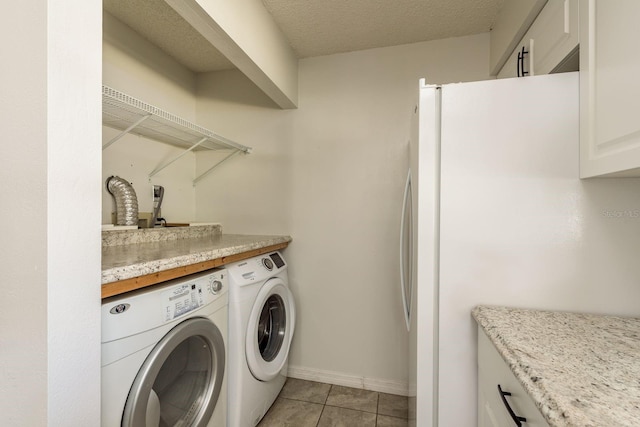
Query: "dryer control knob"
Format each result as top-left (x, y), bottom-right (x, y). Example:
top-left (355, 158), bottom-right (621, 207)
top-left (262, 258), bottom-right (274, 271)
top-left (210, 280), bottom-right (223, 294)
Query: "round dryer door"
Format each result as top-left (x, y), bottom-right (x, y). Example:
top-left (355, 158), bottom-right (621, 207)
top-left (122, 317), bottom-right (225, 427)
top-left (245, 278), bottom-right (296, 382)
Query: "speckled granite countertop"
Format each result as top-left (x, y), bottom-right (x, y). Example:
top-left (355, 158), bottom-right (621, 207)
top-left (102, 225), bottom-right (291, 285)
top-left (473, 305), bottom-right (640, 427)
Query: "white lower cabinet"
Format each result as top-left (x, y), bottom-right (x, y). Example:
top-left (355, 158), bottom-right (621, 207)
top-left (478, 327), bottom-right (549, 427)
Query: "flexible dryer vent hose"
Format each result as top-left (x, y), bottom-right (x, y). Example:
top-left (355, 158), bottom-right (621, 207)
top-left (106, 176), bottom-right (139, 226)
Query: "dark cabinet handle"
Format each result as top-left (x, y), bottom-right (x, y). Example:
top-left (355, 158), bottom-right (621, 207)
top-left (498, 384), bottom-right (527, 426)
top-left (517, 46), bottom-right (529, 78)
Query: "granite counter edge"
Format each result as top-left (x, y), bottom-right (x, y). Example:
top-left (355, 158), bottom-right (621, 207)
top-left (101, 235), bottom-right (292, 285)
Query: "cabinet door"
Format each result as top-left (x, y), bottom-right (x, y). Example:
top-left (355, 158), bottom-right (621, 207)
top-left (531, 0), bottom-right (579, 74)
top-left (477, 328), bottom-right (550, 427)
top-left (497, 39), bottom-right (533, 79)
top-left (478, 370), bottom-right (517, 427)
top-left (580, 0), bottom-right (640, 177)
top-left (478, 388), bottom-right (505, 427)
top-left (490, 0), bottom-right (547, 75)
top-left (498, 0), bottom-right (579, 79)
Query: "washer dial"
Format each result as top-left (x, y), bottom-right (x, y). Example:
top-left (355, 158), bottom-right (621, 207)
top-left (208, 280), bottom-right (223, 294)
top-left (262, 258), bottom-right (274, 271)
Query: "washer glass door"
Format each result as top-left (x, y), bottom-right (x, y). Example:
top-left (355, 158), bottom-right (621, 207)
top-left (246, 278), bottom-right (295, 382)
top-left (122, 317), bottom-right (225, 427)
top-left (258, 293), bottom-right (286, 362)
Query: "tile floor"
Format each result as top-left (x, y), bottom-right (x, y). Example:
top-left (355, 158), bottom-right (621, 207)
top-left (257, 378), bottom-right (408, 427)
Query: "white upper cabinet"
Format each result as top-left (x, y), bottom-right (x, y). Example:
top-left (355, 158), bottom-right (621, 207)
top-left (490, 0), bottom-right (548, 75)
top-left (497, 38), bottom-right (533, 79)
top-left (580, 0), bottom-right (640, 177)
top-left (531, 0), bottom-right (579, 74)
top-left (497, 0), bottom-right (579, 79)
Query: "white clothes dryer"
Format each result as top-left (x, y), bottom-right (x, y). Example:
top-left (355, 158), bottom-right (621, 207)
top-left (101, 269), bottom-right (228, 427)
top-left (227, 251), bottom-right (295, 427)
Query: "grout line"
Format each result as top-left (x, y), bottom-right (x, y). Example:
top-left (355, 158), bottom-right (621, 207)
top-left (324, 384), bottom-right (332, 405)
top-left (278, 396), bottom-right (325, 405)
top-left (323, 403), bottom-right (378, 415)
top-left (315, 404), bottom-right (326, 427)
top-left (317, 383), bottom-right (330, 427)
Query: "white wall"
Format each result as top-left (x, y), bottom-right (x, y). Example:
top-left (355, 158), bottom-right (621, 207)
top-left (195, 33), bottom-right (492, 392)
top-left (0, 0), bottom-right (102, 425)
top-left (0, 3), bottom-right (48, 423)
top-left (102, 13), bottom-right (199, 224)
top-left (195, 70), bottom-right (293, 231)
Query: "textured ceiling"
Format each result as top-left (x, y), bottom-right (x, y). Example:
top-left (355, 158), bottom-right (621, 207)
top-left (262, 0), bottom-right (505, 58)
top-left (103, 0), bottom-right (235, 72)
top-left (103, 0), bottom-right (505, 72)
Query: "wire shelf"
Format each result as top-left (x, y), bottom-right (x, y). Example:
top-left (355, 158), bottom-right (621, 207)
top-left (102, 85), bottom-right (251, 183)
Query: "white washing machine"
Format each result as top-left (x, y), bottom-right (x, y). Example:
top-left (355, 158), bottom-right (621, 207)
top-left (101, 269), bottom-right (228, 427)
top-left (227, 251), bottom-right (296, 427)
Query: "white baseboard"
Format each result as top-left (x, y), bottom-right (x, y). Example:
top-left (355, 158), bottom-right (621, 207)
top-left (287, 365), bottom-right (409, 396)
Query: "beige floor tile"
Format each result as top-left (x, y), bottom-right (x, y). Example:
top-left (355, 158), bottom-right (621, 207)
top-left (279, 378), bottom-right (332, 404)
top-left (325, 385), bottom-right (378, 413)
top-left (377, 414), bottom-right (409, 427)
top-left (377, 392), bottom-right (408, 419)
top-left (257, 397), bottom-right (323, 427)
top-left (317, 405), bottom-right (377, 427)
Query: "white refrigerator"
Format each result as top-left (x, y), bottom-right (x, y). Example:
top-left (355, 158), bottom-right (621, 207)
top-left (401, 72), bottom-right (640, 426)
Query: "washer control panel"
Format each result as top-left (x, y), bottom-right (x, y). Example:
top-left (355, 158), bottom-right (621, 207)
top-left (162, 282), bottom-right (205, 321)
top-left (227, 251), bottom-right (287, 285)
top-left (268, 252), bottom-right (286, 269)
top-left (101, 268), bottom-right (228, 342)
top-left (161, 269), bottom-right (227, 322)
